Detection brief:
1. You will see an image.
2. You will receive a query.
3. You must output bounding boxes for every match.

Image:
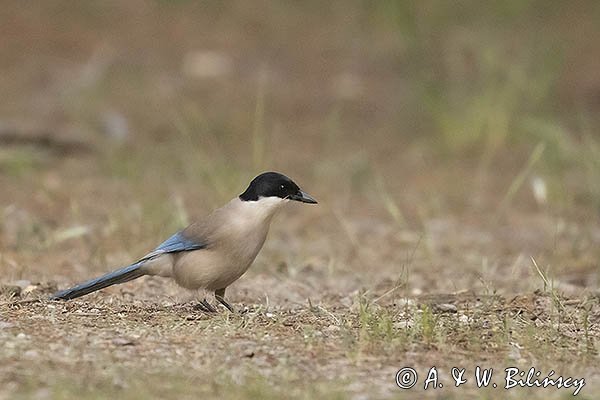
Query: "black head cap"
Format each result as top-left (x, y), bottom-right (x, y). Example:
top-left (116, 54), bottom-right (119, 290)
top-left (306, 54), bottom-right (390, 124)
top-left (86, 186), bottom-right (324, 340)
top-left (239, 172), bottom-right (317, 204)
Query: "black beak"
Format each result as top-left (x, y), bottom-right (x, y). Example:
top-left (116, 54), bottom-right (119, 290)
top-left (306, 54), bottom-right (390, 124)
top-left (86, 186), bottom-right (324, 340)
top-left (289, 190), bottom-right (318, 204)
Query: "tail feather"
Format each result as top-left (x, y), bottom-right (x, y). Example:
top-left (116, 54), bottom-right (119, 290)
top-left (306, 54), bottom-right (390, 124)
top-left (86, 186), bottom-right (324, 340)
top-left (51, 262), bottom-right (146, 300)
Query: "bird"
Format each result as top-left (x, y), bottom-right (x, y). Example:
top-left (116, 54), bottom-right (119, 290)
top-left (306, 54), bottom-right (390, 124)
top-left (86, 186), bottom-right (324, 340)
top-left (50, 171), bottom-right (317, 312)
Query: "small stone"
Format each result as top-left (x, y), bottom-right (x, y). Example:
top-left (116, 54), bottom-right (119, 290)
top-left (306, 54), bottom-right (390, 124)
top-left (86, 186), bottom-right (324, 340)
top-left (393, 321), bottom-right (413, 329)
top-left (23, 349), bottom-right (39, 359)
top-left (340, 296), bottom-right (353, 307)
top-left (22, 285), bottom-right (40, 295)
top-left (396, 298), bottom-right (416, 308)
top-left (434, 303), bottom-right (457, 313)
top-left (507, 345), bottom-right (522, 361)
top-left (100, 110), bottom-right (129, 141)
top-left (112, 337), bottom-right (136, 346)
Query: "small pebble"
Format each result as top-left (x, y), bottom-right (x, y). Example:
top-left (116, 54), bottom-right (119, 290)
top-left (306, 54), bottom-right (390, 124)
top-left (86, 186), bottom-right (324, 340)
top-left (24, 349), bottom-right (39, 359)
top-left (22, 285), bottom-right (40, 295)
top-left (112, 337), bottom-right (136, 346)
top-left (396, 298), bottom-right (416, 308)
top-left (434, 303), bottom-right (458, 313)
top-left (393, 321), bottom-right (413, 329)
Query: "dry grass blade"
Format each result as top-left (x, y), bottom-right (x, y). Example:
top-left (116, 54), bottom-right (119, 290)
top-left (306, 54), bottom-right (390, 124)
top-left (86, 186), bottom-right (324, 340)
top-left (498, 142), bottom-right (545, 214)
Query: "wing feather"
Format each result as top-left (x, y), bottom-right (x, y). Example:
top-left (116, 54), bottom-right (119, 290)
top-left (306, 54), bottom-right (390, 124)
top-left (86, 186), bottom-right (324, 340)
top-left (139, 231), bottom-right (206, 262)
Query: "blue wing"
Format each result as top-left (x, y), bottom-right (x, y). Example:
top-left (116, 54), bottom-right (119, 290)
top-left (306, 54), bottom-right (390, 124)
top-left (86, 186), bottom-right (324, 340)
top-left (139, 231), bottom-right (206, 262)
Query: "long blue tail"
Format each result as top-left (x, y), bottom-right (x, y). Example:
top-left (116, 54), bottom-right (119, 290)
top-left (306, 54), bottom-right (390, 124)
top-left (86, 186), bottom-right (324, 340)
top-left (51, 262), bottom-right (146, 300)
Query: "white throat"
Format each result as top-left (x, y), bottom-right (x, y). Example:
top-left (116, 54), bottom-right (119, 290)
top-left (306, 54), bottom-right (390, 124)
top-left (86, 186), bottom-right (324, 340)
top-left (234, 196), bottom-right (288, 224)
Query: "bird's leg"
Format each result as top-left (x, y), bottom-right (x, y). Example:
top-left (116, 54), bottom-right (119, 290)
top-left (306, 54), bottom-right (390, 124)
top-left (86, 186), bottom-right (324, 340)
top-left (215, 288), bottom-right (234, 312)
top-left (195, 302), bottom-right (210, 313)
top-left (195, 298), bottom-right (217, 313)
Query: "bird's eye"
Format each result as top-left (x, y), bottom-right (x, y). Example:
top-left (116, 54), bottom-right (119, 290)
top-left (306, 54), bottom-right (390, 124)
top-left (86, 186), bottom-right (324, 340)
top-left (280, 184), bottom-right (285, 190)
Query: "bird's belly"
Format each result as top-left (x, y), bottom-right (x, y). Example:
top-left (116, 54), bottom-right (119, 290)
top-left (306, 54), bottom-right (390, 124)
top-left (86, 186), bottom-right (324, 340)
top-left (172, 247), bottom-right (257, 291)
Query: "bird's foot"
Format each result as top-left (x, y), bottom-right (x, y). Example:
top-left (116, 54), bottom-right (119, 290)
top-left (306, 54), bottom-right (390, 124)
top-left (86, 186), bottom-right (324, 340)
top-left (215, 295), bottom-right (235, 313)
top-left (195, 298), bottom-right (217, 313)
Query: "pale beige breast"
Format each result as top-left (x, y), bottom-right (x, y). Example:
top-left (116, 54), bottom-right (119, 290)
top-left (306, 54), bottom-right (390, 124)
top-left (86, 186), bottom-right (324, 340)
top-left (171, 197), bottom-right (283, 291)
top-left (172, 227), bottom-right (268, 290)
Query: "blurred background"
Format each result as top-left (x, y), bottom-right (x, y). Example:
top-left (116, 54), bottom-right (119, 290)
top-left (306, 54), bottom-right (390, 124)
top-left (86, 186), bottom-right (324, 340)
top-left (1, 0), bottom-right (600, 299)
top-left (3, 2), bottom-right (600, 398)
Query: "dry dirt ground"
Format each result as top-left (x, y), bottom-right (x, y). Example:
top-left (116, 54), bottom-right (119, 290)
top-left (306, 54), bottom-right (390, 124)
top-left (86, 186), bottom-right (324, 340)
top-left (2, 201), bottom-right (600, 399)
top-left (1, 2), bottom-right (600, 399)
